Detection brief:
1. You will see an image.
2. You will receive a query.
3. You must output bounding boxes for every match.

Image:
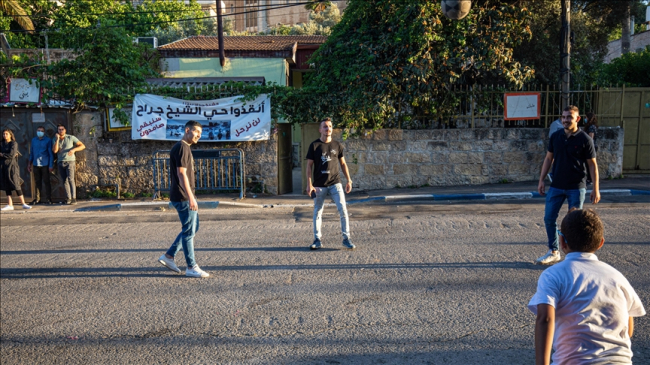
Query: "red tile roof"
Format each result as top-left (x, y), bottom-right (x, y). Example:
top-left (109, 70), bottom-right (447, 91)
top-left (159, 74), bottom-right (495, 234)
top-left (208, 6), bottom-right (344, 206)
top-left (159, 35), bottom-right (327, 51)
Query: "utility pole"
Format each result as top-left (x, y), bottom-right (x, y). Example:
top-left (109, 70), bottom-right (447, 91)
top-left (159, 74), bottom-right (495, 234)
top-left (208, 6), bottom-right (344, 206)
top-left (216, 0), bottom-right (225, 67)
top-left (560, 0), bottom-right (571, 109)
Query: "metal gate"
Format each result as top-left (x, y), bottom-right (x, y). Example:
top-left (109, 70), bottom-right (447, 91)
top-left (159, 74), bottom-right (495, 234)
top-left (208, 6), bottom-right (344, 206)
top-left (598, 87), bottom-right (650, 173)
top-left (152, 148), bottom-right (245, 200)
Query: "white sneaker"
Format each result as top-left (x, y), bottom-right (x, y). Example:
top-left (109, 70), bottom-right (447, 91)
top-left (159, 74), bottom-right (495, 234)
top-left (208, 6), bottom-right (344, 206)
top-left (1, 205), bottom-right (14, 211)
top-left (158, 254), bottom-right (181, 273)
top-left (535, 250), bottom-right (562, 265)
top-left (22, 204), bottom-right (32, 210)
top-left (186, 265), bottom-right (209, 278)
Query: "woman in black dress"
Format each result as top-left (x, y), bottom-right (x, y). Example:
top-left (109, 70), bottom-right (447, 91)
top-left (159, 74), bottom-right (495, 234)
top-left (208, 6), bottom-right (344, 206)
top-left (1, 129), bottom-right (31, 211)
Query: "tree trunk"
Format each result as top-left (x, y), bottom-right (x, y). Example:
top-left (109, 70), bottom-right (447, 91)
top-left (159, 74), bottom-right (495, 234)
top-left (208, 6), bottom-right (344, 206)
top-left (622, 1), bottom-right (631, 54)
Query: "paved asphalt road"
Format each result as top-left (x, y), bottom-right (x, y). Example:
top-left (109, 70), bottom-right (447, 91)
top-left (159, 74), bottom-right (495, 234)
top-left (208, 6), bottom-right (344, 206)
top-left (1, 201), bottom-right (649, 364)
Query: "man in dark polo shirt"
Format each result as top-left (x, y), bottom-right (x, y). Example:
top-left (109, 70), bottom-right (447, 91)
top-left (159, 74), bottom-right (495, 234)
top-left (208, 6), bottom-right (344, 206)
top-left (536, 105), bottom-right (600, 265)
top-left (157, 120), bottom-right (209, 278)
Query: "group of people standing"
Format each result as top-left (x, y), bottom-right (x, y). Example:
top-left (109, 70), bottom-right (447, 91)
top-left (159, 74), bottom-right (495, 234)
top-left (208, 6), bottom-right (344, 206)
top-left (156, 112), bottom-right (644, 365)
top-left (0, 124), bottom-right (84, 211)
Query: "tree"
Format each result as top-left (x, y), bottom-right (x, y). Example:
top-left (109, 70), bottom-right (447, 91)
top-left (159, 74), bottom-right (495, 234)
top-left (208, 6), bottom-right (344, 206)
top-left (0, 0), bottom-right (205, 49)
top-left (0, 0), bottom-right (59, 48)
top-left (510, 0), bottom-right (648, 85)
top-left (594, 46), bottom-right (650, 87)
top-left (43, 22), bottom-right (160, 110)
top-left (302, 0), bottom-right (534, 130)
top-left (0, 0), bottom-right (35, 32)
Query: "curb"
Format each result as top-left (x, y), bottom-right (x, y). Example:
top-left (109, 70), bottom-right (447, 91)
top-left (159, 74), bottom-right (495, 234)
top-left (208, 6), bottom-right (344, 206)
top-left (75, 201), bottom-right (221, 212)
top-left (347, 189), bottom-right (650, 205)
top-left (25, 189), bottom-right (650, 213)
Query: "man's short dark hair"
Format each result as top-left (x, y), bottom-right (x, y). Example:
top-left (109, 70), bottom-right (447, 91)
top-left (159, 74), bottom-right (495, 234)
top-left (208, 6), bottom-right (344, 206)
top-left (57, 124), bottom-right (66, 129)
top-left (36, 126), bottom-right (45, 131)
top-left (185, 120), bottom-right (202, 130)
top-left (563, 105), bottom-right (580, 114)
top-left (560, 209), bottom-right (604, 252)
top-left (320, 117), bottom-right (332, 127)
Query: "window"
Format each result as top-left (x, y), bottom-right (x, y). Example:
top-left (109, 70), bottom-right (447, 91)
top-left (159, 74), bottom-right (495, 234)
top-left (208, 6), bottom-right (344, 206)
top-left (245, 0), bottom-right (258, 29)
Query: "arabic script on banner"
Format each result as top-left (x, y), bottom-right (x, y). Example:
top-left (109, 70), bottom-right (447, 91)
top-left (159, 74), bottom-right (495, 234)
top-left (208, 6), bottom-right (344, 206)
top-left (131, 94), bottom-right (271, 142)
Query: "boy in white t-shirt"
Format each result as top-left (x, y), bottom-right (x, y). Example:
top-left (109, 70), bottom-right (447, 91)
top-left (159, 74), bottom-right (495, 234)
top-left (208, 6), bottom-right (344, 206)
top-left (529, 209), bottom-right (646, 365)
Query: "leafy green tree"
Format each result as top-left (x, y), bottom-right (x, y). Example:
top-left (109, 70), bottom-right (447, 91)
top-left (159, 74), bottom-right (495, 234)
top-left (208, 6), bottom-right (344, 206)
top-left (1, 0), bottom-right (205, 49)
top-left (594, 46), bottom-right (650, 87)
top-left (0, 0), bottom-right (59, 48)
top-left (44, 22), bottom-right (160, 110)
top-left (0, 0), bottom-right (34, 32)
top-left (511, 0), bottom-right (648, 85)
top-left (302, 0), bottom-right (534, 130)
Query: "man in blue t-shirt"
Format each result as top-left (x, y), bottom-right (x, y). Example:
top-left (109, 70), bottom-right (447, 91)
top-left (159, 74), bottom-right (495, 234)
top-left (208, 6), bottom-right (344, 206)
top-left (305, 118), bottom-right (355, 250)
top-left (536, 105), bottom-right (600, 265)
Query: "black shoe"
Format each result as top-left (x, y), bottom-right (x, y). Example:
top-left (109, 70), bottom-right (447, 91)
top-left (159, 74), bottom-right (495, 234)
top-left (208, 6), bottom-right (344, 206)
top-left (71, 199), bottom-right (77, 205)
top-left (30, 200), bottom-right (40, 205)
top-left (342, 239), bottom-right (356, 250)
top-left (310, 239), bottom-right (323, 250)
top-left (46, 201), bottom-right (54, 205)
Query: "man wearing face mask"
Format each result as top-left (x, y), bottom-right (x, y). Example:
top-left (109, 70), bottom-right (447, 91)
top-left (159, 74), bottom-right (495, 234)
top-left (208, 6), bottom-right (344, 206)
top-left (28, 126), bottom-right (54, 205)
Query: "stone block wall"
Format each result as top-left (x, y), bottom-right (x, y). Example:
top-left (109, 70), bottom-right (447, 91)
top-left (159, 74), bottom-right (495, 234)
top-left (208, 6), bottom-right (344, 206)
top-left (336, 128), bottom-right (624, 191)
top-left (70, 110), bottom-right (623, 196)
top-left (72, 111), bottom-right (278, 197)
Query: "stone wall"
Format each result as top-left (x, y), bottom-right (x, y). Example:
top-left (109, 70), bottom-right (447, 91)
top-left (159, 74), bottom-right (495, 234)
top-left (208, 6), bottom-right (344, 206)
top-left (70, 110), bottom-right (623, 196)
top-left (337, 128), bottom-right (624, 191)
top-left (71, 111), bottom-right (278, 197)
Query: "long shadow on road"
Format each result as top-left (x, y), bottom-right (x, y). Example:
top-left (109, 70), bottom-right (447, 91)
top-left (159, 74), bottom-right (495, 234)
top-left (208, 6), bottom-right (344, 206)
top-left (0, 261), bottom-right (545, 279)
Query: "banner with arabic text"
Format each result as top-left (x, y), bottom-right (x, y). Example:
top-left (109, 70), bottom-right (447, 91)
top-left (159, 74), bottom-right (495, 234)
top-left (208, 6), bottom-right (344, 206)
top-left (132, 94), bottom-right (270, 141)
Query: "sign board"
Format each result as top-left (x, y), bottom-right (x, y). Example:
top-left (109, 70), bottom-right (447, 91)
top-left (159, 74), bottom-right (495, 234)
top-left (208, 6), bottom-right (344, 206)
top-left (106, 107), bottom-right (133, 132)
top-left (131, 94), bottom-right (271, 142)
top-left (504, 92), bottom-right (540, 120)
top-left (9, 78), bottom-right (41, 104)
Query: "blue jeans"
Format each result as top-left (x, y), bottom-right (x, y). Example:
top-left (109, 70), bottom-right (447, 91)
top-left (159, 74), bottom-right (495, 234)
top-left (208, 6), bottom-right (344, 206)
top-left (544, 187), bottom-right (586, 251)
top-left (313, 183), bottom-right (350, 241)
top-left (167, 201), bottom-right (199, 268)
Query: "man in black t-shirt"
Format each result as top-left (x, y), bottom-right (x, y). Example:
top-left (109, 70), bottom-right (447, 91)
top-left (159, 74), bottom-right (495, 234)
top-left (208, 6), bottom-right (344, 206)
top-left (536, 106), bottom-right (600, 265)
top-left (306, 118), bottom-right (355, 250)
top-left (158, 120), bottom-right (209, 278)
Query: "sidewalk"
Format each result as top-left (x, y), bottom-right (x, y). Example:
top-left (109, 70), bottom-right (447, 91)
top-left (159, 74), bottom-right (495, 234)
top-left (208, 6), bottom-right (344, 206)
top-left (2, 175), bottom-right (648, 213)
